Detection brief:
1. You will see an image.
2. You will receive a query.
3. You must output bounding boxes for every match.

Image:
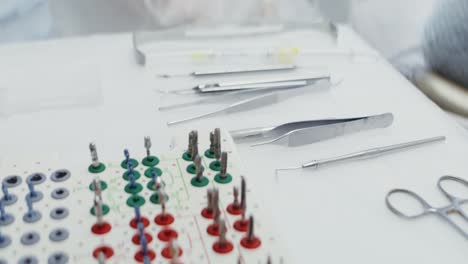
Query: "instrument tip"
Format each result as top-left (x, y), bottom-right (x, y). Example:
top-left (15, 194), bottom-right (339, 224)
top-left (274, 166), bottom-right (302, 178)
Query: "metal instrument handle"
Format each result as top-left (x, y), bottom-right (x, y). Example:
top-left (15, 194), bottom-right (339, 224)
top-left (387, 183), bottom-right (468, 240)
top-left (193, 64), bottom-right (296, 76)
top-left (197, 75), bottom-right (330, 90)
top-left (437, 175), bottom-right (468, 221)
top-left (199, 80), bottom-right (307, 93)
top-left (385, 189), bottom-right (433, 219)
top-left (438, 212), bottom-right (468, 240)
top-left (302, 136), bottom-right (446, 169)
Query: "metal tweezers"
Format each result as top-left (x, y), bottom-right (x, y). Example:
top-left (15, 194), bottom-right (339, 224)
top-left (230, 113), bottom-right (394, 147)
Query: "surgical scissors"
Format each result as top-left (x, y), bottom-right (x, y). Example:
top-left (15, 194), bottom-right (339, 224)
top-left (386, 175), bottom-right (468, 239)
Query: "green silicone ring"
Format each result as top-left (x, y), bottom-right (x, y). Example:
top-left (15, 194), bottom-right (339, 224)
top-left (142, 156), bottom-right (160, 167)
top-left (122, 170), bottom-right (141, 181)
top-left (149, 193), bottom-right (170, 204)
top-left (88, 163), bottom-right (106, 173)
top-left (144, 167), bottom-right (163, 178)
top-left (204, 149), bottom-right (215, 159)
top-left (190, 176), bottom-right (209, 187)
top-left (89, 181), bottom-right (108, 191)
top-left (126, 195), bottom-right (145, 207)
top-left (209, 160), bottom-right (221, 171)
top-left (182, 152), bottom-right (192, 161)
top-left (121, 159), bottom-right (139, 169)
top-left (124, 183), bottom-right (143, 194)
top-left (90, 204), bottom-right (110, 216)
top-left (186, 164), bottom-right (204, 175)
top-left (214, 173), bottom-right (232, 184)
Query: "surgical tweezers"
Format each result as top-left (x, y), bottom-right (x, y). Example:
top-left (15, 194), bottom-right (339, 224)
top-left (276, 136), bottom-right (446, 174)
top-left (230, 113), bottom-right (394, 147)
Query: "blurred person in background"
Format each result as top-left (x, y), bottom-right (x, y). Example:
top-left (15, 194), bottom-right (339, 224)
top-left (0, 0), bottom-right (52, 42)
top-left (1, 0), bottom-right (466, 100)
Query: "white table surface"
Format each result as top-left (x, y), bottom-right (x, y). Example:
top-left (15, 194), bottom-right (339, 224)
top-left (0, 26), bottom-right (467, 263)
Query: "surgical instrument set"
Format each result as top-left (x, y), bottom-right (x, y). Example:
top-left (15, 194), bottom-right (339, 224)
top-left (230, 113), bottom-right (393, 147)
top-left (386, 175), bottom-right (468, 239)
top-left (165, 75), bottom-right (332, 126)
top-left (275, 136), bottom-right (446, 174)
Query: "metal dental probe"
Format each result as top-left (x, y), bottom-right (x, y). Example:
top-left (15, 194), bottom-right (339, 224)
top-left (276, 136), bottom-right (446, 175)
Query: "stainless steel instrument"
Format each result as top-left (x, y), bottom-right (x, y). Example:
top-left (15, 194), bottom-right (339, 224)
top-left (157, 64), bottom-right (297, 78)
top-left (276, 136), bottom-right (446, 173)
top-left (230, 113), bottom-right (394, 147)
top-left (386, 175), bottom-right (468, 239)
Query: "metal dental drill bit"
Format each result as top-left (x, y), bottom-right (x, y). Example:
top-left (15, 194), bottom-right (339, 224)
top-left (0, 201), bottom-right (14, 226)
top-left (191, 131), bottom-right (199, 160)
top-left (207, 189), bottom-right (214, 213)
top-left (247, 215), bottom-right (255, 241)
top-left (128, 163), bottom-right (137, 188)
top-left (209, 131), bottom-right (215, 154)
top-left (27, 181), bottom-right (36, 197)
top-left (124, 149), bottom-right (130, 166)
top-left (97, 252), bottom-right (106, 264)
top-left (232, 187), bottom-right (240, 208)
top-left (1, 183), bottom-right (17, 205)
top-left (153, 174), bottom-right (162, 192)
top-left (187, 131), bottom-right (194, 157)
top-left (240, 176), bottom-right (247, 219)
top-left (26, 180), bottom-right (43, 202)
top-left (159, 190), bottom-right (167, 216)
top-left (1, 184), bottom-right (10, 201)
top-left (137, 221), bottom-right (150, 262)
top-left (187, 130), bottom-right (199, 160)
top-left (140, 237), bottom-right (150, 263)
top-left (92, 178), bottom-right (102, 200)
top-left (137, 221), bottom-right (145, 240)
top-left (94, 198), bottom-right (104, 226)
top-left (144, 136), bottom-right (152, 159)
top-left (218, 218), bottom-right (227, 245)
top-left (23, 196), bottom-right (41, 223)
top-left (213, 189), bottom-right (221, 223)
top-left (134, 206), bottom-right (142, 223)
top-left (214, 128), bottom-right (221, 160)
top-left (170, 240), bottom-right (180, 262)
top-left (194, 155), bottom-right (203, 182)
top-left (220, 152), bottom-right (228, 179)
top-left (89, 143), bottom-right (100, 168)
